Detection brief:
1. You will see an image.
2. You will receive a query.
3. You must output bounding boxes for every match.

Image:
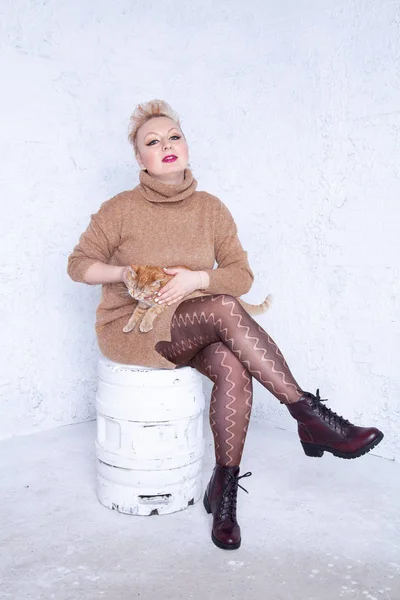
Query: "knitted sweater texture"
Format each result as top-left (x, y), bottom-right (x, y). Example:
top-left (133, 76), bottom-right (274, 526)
top-left (67, 169), bottom-right (254, 368)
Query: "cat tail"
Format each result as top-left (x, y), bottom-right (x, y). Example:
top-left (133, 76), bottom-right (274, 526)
top-left (238, 294), bottom-right (273, 316)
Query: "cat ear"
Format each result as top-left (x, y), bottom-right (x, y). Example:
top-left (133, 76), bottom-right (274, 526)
top-left (128, 265), bottom-right (138, 278)
top-left (154, 278), bottom-right (167, 285)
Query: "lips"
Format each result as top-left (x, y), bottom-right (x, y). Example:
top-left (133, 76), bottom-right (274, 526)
top-left (162, 155), bottom-right (178, 163)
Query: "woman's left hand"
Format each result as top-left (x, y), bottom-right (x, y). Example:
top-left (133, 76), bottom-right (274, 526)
top-left (155, 267), bottom-right (203, 306)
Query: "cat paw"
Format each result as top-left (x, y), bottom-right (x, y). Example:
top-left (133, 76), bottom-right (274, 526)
top-left (139, 322), bottom-right (152, 333)
top-left (123, 324), bottom-right (135, 333)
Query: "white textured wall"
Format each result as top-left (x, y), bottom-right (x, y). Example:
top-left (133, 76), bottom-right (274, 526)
top-left (1, 1), bottom-right (399, 459)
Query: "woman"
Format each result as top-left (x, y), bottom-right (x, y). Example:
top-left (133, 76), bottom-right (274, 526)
top-left (67, 100), bottom-right (383, 551)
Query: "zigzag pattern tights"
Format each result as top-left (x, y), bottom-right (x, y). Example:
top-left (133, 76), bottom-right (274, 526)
top-left (155, 294), bottom-right (304, 467)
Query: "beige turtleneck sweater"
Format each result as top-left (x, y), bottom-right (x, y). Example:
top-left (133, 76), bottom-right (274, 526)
top-left (67, 169), bottom-right (254, 369)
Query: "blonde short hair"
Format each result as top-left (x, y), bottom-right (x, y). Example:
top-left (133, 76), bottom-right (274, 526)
top-left (128, 99), bottom-right (181, 154)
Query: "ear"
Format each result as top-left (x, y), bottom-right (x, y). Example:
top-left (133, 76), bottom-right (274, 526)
top-left (154, 278), bottom-right (168, 286)
top-left (136, 152), bottom-right (146, 171)
top-left (128, 265), bottom-right (138, 278)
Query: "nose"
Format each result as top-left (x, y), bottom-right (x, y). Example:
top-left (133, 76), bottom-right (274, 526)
top-left (163, 138), bottom-right (172, 151)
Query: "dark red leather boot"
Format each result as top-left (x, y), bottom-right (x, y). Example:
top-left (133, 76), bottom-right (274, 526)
top-left (203, 464), bottom-right (252, 550)
top-left (287, 389), bottom-right (384, 459)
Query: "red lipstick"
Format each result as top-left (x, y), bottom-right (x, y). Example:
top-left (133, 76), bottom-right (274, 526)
top-left (162, 155), bottom-right (178, 163)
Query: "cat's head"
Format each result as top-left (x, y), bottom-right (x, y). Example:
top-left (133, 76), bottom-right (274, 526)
top-left (125, 265), bottom-right (168, 306)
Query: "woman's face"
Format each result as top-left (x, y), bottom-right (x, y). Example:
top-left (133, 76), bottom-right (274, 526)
top-left (136, 116), bottom-right (189, 183)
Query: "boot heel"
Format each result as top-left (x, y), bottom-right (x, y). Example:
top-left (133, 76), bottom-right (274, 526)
top-left (301, 442), bottom-right (324, 458)
top-left (203, 493), bottom-right (212, 514)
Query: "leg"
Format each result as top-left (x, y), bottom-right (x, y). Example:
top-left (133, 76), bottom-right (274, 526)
top-left (190, 341), bottom-right (253, 467)
top-left (189, 341), bottom-right (253, 550)
top-left (156, 294), bottom-right (304, 404)
top-left (123, 305), bottom-right (146, 333)
top-left (156, 295), bottom-right (383, 460)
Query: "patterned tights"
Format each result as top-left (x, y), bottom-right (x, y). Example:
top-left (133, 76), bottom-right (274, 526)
top-left (155, 294), bottom-right (304, 467)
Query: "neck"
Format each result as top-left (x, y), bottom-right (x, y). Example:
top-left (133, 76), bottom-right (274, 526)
top-left (145, 170), bottom-right (185, 186)
top-left (138, 167), bottom-right (197, 204)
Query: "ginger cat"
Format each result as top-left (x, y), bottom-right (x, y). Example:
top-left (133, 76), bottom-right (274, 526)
top-left (123, 265), bottom-right (273, 334)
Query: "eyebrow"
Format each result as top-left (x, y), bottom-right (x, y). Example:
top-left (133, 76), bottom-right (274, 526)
top-left (144, 127), bottom-right (180, 139)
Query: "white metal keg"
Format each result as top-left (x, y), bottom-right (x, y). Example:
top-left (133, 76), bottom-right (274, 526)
top-left (95, 356), bottom-right (205, 516)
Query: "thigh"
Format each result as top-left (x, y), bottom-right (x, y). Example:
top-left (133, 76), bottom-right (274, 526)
top-left (155, 294), bottom-right (242, 366)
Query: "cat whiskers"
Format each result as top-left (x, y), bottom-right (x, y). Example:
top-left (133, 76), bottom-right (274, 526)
top-left (117, 286), bottom-right (136, 300)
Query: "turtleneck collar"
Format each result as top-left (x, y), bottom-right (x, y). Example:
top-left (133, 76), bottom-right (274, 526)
top-left (138, 168), bottom-right (197, 204)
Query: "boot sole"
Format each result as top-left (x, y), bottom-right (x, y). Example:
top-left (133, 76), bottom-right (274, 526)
top-left (301, 431), bottom-right (384, 459)
top-left (203, 493), bottom-right (241, 550)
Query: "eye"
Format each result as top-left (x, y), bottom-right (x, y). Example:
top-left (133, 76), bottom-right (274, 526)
top-left (170, 135), bottom-right (181, 140)
top-left (146, 139), bottom-right (158, 146)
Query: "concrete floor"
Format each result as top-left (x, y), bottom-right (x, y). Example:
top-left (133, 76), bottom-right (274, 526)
top-left (1, 419), bottom-right (399, 600)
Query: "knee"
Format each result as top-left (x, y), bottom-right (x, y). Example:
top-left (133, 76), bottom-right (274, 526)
top-left (212, 294), bottom-right (240, 307)
top-left (211, 294), bottom-right (243, 315)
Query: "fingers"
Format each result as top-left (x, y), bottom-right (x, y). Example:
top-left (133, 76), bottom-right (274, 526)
top-left (157, 268), bottom-right (179, 297)
top-left (157, 295), bottom-right (184, 306)
top-left (156, 279), bottom-right (182, 302)
top-left (156, 268), bottom-right (195, 305)
top-left (155, 288), bottom-right (184, 305)
top-left (163, 267), bottom-right (180, 275)
top-left (157, 282), bottom-right (173, 296)
top-left (167, 295), bottom-right (184, 306)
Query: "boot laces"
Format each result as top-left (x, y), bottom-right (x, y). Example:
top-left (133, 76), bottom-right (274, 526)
top-left (310, 388), bottom-right (351, 432)
top-left (219, 471), bottom-right (252, 520)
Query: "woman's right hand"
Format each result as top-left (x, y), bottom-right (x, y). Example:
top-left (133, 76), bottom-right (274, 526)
top-left (121, 266), bottom-right (131, 286)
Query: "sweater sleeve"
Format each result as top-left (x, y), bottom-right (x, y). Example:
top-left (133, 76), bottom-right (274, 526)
top-left (203, 200), bottom-right (254, 296)
top-left (67, 197), bottom-right (122, 283)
